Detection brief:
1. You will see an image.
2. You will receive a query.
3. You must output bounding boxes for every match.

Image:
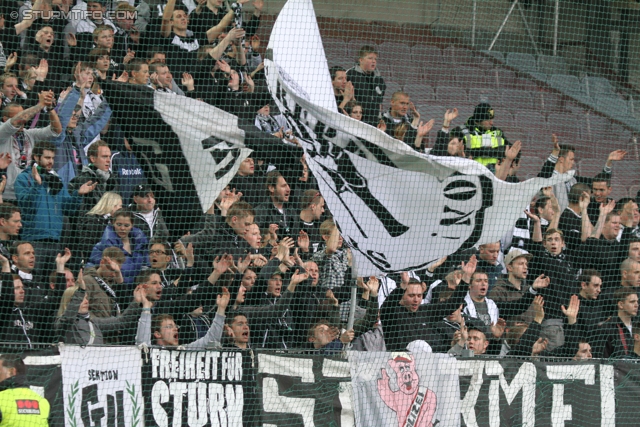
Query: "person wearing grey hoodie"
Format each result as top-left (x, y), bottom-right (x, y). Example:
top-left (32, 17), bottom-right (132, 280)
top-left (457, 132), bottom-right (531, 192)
top-left (54, 279), bottom-right (143, 345)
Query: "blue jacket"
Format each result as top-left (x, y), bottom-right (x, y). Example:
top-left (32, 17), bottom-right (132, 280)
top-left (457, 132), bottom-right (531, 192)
top-left (52, 87), bottom-right (112, 187)
top-left (14, 168), bottom-right (82, 241)
top-left (88, 225), bottom-right (149, 286)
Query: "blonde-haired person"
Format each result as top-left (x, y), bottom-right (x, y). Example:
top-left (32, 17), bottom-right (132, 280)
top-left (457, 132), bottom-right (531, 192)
top-left (55, 275), bottom-right (145, 345)
top-left (77, 191), bottom-right (122, 262)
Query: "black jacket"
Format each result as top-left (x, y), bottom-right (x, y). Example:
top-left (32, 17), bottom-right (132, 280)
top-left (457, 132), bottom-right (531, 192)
top-left (380, 283), bottom-right (468, 351)
top-left (346, 65), bottom-right (385, 126)
top-left (69, 165), bottom-right (120, 214)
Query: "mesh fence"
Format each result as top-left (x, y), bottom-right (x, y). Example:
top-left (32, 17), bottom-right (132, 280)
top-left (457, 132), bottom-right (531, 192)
top-left (1, 0), bottom-right (640, 425)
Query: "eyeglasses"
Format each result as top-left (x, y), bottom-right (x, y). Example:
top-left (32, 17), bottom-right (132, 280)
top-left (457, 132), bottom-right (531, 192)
top-left (161, 324), bottom-right (179, 330)
top-left (149, 250), bottom-right (167, 256)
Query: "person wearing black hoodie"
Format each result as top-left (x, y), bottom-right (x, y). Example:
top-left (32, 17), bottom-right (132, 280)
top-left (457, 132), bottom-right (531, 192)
top-left (346, 45), bottom-right (386, 126)
top-left (0, 249), bottom-right (69, 347)
top-left (69, 140), bottom-right (120, 214)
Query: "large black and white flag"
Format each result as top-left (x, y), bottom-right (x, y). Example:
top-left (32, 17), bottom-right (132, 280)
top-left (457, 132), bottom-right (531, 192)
top-left (264, 0), bottom-right (573, 276)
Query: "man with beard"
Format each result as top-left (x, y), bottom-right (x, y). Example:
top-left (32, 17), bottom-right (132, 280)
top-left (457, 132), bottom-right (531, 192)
top-left (255, 171), bottom-right (295, 239)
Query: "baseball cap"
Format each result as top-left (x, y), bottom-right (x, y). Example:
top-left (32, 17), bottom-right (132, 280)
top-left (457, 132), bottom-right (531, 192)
top-left (504, 248), bottom-right (532, 266)
top-left (473, 103), bottom-right (495, 122)
top-left (133, 184), bottom-right (152, 198)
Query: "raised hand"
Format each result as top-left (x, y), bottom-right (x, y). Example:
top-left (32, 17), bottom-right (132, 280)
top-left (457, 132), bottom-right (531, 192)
top-left (505, 140), bottom-right (522, 161)
top-left (123, 49), bottom-right (135, 64)
top-left (343, 81), bottom-right (354, 102)
top-left (289, 269), bottom-right (309, 287)
top-left (56, 247), bottom-right (72, 266)
top-left (292, 247), bottom-right (304, 267)
top-left (326, 289), bottom-right (339, 307)
top-left (297, 230), bottom-right (310, 253)
top-left (216, 60), bottom-right (231, 74)
top-left (250, 35), bottom-right (260, 51)
top-left (0, 153), bottom-right (12, 171)
top-left (5, 52), bottom-right (18, 70)
top-left (340, 329), bottom-right (355, 344)
top-left (551, 133), bottom-right (560, 156)
top-left (236, 254), bottom-right (251, 274)
top-left (461, 255), bottom-right (477, 283)
top-left (113, 71), bottom-right (129, 82)
top-left (377, 120), bottom-right (387, 131)
top-left (78, 180), bottom-right (98, 195)
top-left (599, 199), bottom-right (616, 217)
top-left (77, 268), bottom-right (85, 290)
top-left (250, 254), bottom-right (268, 267)
top-left (532, 337), bottom-right (548, 356)
top-left (561, 294), bottom-right (580, 325)
top-left (213, 254), bottom-right (234, 274)
top-left (416, 119), bottom-right (435, 137)
top-left (532, 295), bottom-right (544, 323)
top-left (607, 149), bottom-right (627, 163)
top-left (66, 33), bottom-right (77, 47)
top-left (181, 73), bottom-right (195, 91)
top-left (524, 209), bottom-right (540, 223)
top-left (443, 108), bottom-right (458, 126)
top-left (491, 318), bottom-right (507, 338)
top-left (217, 287), bottom-right (231, 312)
top-left (32, 163), bottom-right (42, 185)
top-left (532, 274), bottom-right (550, 290)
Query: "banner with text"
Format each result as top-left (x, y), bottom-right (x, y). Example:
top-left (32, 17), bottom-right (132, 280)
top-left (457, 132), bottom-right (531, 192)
top-left (60, 346), bottom-right (143, 427)
top-left (143, 348), bottom-right (253, 427)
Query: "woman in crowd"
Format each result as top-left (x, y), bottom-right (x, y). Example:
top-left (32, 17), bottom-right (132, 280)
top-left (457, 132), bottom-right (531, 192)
top-left (88, 208), bottom-right (148, 286)
top-left (77, 191), bottom-right (122, 262)
top-left (55, 278), bottom-right (144, 345)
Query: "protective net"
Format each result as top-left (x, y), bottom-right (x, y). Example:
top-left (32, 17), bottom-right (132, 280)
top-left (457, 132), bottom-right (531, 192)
top-left (0, 0), bottom-right (640, 425)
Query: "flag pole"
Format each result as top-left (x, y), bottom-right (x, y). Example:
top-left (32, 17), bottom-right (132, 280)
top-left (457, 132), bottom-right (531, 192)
top-left (346, 252), bottom-right (358, 331)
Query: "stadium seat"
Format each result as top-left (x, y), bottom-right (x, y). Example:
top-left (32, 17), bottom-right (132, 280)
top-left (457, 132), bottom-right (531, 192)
top-left (443, 46), bottom-right (475, 65)
top-left (404, 84), bottom-right (436, 105)
top-left (547, 74), bottom-right (592, 105)
top-left (506, 52), bottom-right (538, 75)
top-left (383, 81), bottom-right (403, 106)
top-left (468, 88), bottom-right (501, 106)
top-left (595, 95), bottom-right (631, 118)
top-left (412, 44), bottom-right (444, 65)
top-left (481, 50), bottom-right (505, 63)
top-left (582, 76), bottom-right (617, 98)
top-left (518, 156), bottom-right (545, 180)
top-left (501, 89), bottom-right (534, 111)
top-left (455, 66), bottom-right (493, 88)
top-left (536, 92), bottom-right (564, 112)
top-left (436, 87), bottom-right (469, 107)
top-left (578, 158), bottom-right (607, 177)
top-left (537, 55), bottom-right (569, 76)
top-left (628, 185), bottom-right (640, 201)
top-left (496, 69), bottom-right (518, 89)
top-left (376, 63), bottom-right (394, 81)
top-left (393, 65), bottom-right (424, 85)
top-left (378, 42), bottom-right (412, 63)
top-left (424, 65), bottom-right (451, 86)
top-left (515, 110), bottom-right (547, 130)
top-left (323, 38), bottom-right (348, 57)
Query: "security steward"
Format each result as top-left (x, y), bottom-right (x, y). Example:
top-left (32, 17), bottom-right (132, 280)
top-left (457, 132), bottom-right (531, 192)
top-left (463, 103), bottom-right (511, 171)
top-left (0, 354), bottom-right (50, 426)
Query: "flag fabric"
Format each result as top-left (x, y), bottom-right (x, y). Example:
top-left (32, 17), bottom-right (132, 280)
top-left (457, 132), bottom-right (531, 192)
top-left (264, 0), bottom-right (573, 276)
top-left (349, 351), bottom-right (461, 427)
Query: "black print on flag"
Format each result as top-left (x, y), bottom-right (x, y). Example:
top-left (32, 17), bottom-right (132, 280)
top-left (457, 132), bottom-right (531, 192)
top-left (146, 348), bottom-right (244, 427)
top-left (201, 137), bottom-right (242, 181)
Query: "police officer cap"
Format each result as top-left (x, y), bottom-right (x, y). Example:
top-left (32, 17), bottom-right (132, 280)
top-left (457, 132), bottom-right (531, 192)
top-left (473, 103), bottom-right (495, 122)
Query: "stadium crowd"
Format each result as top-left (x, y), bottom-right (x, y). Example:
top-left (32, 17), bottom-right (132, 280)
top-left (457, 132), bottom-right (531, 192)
top-left (0, 0), bottom-right (639, 384)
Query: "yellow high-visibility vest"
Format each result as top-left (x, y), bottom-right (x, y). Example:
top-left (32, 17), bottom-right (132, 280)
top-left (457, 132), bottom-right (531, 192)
top-left (464, 130), bottom-right (505, 166)
top-left (0, 387), bottom-right (50, 427)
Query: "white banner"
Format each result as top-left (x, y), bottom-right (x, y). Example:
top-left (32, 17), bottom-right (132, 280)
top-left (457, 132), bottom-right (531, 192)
top-left (264, 0), bottom-right (574, 276)
top-left (60, 346), bottom-right (143, 427)
top-left (350, 352), bottom-right (461, 427)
